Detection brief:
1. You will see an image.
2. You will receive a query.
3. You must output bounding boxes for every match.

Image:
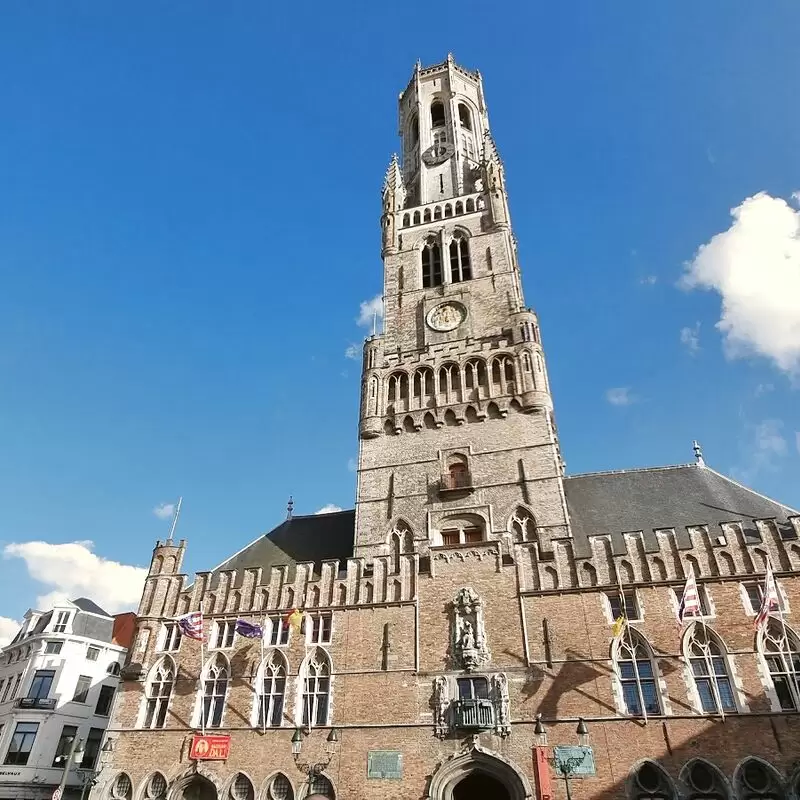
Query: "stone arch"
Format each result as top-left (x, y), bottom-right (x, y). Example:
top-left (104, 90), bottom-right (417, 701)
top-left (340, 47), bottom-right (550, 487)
top-left (140, 772), bottom-right (168, 800)
top-left (619, 559), bottom-right (635, 583)
top-left (152, 555), bottom-right (164, 573)
top-left (651, 557), bottom-right (667, 581)
top-left (680, 759), bottom-right (732, 800)
top-left (261, 773), bottom-right (296, 800)
top-left (733, 758), bottom-right (786, 800)
top-left (168, 772), bottom-right (219, 800)
top-left (508, 507), bottom-right (537, 543)
top-left (424, 412), bottom-right (437, 430)
top-left (424, 744), bottom-right (532, 800)
top-left (627, 759), bottom-right (678, 800)
top-left (718, 551), bottom-right (735, 576)
top-left (581, 562), bottom-right (598, 587)
top-left (224, 773), bottom-right (255, 800)
top-left (486, 402), bottom-right (502, 419)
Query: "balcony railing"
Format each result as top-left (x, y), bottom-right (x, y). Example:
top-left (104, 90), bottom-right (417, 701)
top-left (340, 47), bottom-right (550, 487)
top-left (439, 471), bottom-right (474, 492)
top-left (16, 697), bottom-right (56, 710)
top-left (454, 699), bottom-right (494, 730)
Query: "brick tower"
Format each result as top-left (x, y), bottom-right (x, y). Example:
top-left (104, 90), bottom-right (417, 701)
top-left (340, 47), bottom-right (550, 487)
top-left (355, 54), bottom-right (570, 561)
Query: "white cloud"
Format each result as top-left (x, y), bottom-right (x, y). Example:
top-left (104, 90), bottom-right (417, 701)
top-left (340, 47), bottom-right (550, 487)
top-left (606, 387), bottom-right (635, 406)
top-left (755, 383), bottom-right (774, 397)
top-left (680, 322), bottom-right (701, 355)
top-left (3, 541), bottom-right (147, 614)
top-left (344, 343), bottom-right (360, 360)
top-left (639, 275), bottom-right (658, 286)
top-left (735, 419), bottom-right (788, 482)
top-left (0, 617), bottom-right (20, 649)
top-left (682, 192), bottom-right (800, 376)
top-left (153, 503), bottom-right (175, 520)
top-left (347, 458), bottom-right (357, 473)
top-left (315, 504), bottom-right (343, 515)
top-left (356, 295), bottom-right (384, 330)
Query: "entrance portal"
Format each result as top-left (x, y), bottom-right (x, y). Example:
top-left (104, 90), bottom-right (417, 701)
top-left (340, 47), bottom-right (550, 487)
top-left (453, 772), bottom-right (512, 800)
top-left (180, 776), bottom-right (217, 800)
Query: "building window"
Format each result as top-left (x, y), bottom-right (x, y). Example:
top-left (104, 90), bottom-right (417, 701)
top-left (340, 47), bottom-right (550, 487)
top-left (159, 622), bottom-right (183, 652)
top-left (268, 616), bottom-right (290, 647)
top-left (51, 724), bottom-right (78, 767)
top-left (0, 679), bottom-right (11, 703)
top-left (458, 103), bottom-right (472, 131)
top-left (212, 620), bottom-right (236, 650)
top-left (145, 773), bottom-right (168, 800)
top-left (95, 685), bottom-right (115, 716)
top-left (45, 641), bottom-right (62, 655)
top-left (73, 675), bottom-right (92, 703)
top-left (86, 646), bottom-right (100, 662)
top-left (431, 101), bottom-right (445, 128)
top-left (439, 514), bottom-right (484, 546)
top-left (457, 676), bottom-right (489, 700)
top-left (201, 656), bottom-right (229, 729)
top-left (267, 774), bottom-right (294, 800)
top-left (230, 774), bottom-right (254, 800)
top-left (631, 760), bottom-right (676, 800)
top-left (258, 654), bottom-right (286, 728)
top-left (4, 722), bottom-right (39, 765)
top-left (80, 728), bottom-right (104, 769)
top-left (422, 239), bottom-right (443, 288)
top-left (760, 618), bottom-right (800, 711)
top-left (144, 659), bottom-right (174, 729)
top-left (308, 613), bottom-right (332, 645)
top-left (9, 675), bottom-right (21, 700)
top-left (735, 759), bottom-right (784, 800)
top-left (449, 235), bottom-right (472, 283)
top-left (110, 773), bottom-right (133, 800)
top-left (301, 649), bottom-right (331, 727)
top-left (616, 630), bottom-right (662, 716)
top-left (510, 508), bottom-right (537, 542)
top-left (53, 612), bottom-right (70, 633)
top-left (685, 624), bottom-right (737, 714)
top-left (681, 760), bottom-right (729, 800)
top-left (672, 585), bottom-right (712, 617)
top-left (107, 662), bottom-right (121, 676)
top-left (28, 670), bottom-right (55, 700)
top-left (608, 590), bottom-right (641, 622)
top-left (306, 776), bottom-right (334, 798)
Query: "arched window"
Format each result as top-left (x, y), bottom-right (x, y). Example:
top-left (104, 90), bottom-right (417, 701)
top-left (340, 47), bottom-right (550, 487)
top-left (630, 761), bottom-right (676, 800)
top-left (438, 363), bottom-right (461, 403)
top-left (266, 774), bottom-right (294, 800)
top-left (684, 624), bottom-right (738, 714)
top-left (509, 507), bottom-right (537, 542)
top-left (422, 238), bottom-right (443, 288)
top-left (143, 658), bottom-right (174, 729)
top-left (306, 775), bottom-right (334, 798)
top-left (413, 368), bottom-right (434, 406)
top-left (734, 759), bottom-right (785, 800)
top-left (144, 773), bottom-right (167, 800)
top-left (431, 101), bottom-right (445, 128)
top-left (464, 359), bottom-right (487, 399)
top-left (615, 630), bottom-right (662, 716)
top-left (107, 661), bottom-right (121, 676)
top-left (680, 760), bottom-right (730, 800)
top-left (458, 103), bottom-right (472, 131)
top-left (491, 356), bottom-right (515, 394)
top-left (388, 521), bottom-right (412, 574)
top-left (440, 513), bottom-right (484, 546)
top-left (201, 655), bottom-right (229, 729)
top-left (257, 653), bottom-right (287, 728)
top-left (230, 775), bottom-right (254, 800)
top-left (449, 234), bottom-right (472, 283)
top-left (408, 115), bottom-right (419, 145)
top-left (413, 210), bottom-right (420, 225)
top-left (301, 649), bottom-right (331, 726)
top-left (760, 618), bottom-right (800, 710)
top-left (110, 774), bottom-right (133, 800)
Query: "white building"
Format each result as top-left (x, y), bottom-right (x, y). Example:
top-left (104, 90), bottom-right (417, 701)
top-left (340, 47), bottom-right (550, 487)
top-left (0, 598), bottom-right (135, 800)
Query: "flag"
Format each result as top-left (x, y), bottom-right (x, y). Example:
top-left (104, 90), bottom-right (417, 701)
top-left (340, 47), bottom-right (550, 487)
top-left (235, 619), bottom-right (263, 639)
top-left (754, 561), bottom-right (780, 631)
top-left (611, 615), bottom-right (626, 639)
top-left (678, 569), bottom-right (702, 625)
top-left (178, 611), bottom-right (204, 641)
top-left (285, 608), bottom-right (304, 632)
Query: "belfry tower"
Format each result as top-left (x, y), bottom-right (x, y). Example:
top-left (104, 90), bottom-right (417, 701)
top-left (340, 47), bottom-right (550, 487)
top-left (355, 56), bottom-right (571, 560)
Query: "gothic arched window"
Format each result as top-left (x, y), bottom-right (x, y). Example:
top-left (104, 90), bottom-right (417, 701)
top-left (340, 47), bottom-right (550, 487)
top-left (266, 775), bottom-right (294, 800)
top-left (257, 652), bottom-right (287, 728)
top-left (680, 760), bottom-right (730, 800)
top-left (458, 103), bottom-right (472, 131)
top-left (143, 657), bottom-right (174, 729)
top-left (734, 759), bottom-right (785, 800)
top-left (630, 760), bottom-right (676, 800)
top-left (201, 655), bottom-right (229, 729)
top-left (449, 234), bottom-right (472, 283)
top-left (615, 630), bottom-right (662, 716)
top-left (509, 507), bottom-right (537, 542)
top-left (301, 649), bottom-right (331, 727)
top-left (431, 101), bottom-right (445, 128)
top-left (422, 238), bottom-right (443, 288)
top-left (760, 618), bottom-right (800, 710)
top-left (684, 624), bottom-right (738, 714)
top-left (230, 774), bottom-right (254, 800)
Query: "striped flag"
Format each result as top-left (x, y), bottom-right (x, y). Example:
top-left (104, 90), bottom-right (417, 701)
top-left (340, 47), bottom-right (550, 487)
top-left (678, 568), bottom-right (702, 625)
top-left (754, 561), bottom-right (780, 631)
top-left (177, 611), bottom-right (204, 641)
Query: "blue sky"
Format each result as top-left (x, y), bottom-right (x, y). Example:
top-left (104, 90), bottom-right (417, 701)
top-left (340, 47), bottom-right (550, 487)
top-left (1, 1), bottom-right (799, 634)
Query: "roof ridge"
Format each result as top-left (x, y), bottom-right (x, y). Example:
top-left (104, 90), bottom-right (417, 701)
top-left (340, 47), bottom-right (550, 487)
top-left (565, 463), bottom-right (696, 480)
top-left (291, 509), bottom-right (355, 520)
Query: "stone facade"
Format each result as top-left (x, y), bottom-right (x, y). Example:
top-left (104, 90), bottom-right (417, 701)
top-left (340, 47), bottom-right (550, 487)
top-left (97, 57), bottom-right (800, 800)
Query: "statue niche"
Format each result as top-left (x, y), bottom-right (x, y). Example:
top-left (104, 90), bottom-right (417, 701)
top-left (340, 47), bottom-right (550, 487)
top-left (452, 587), bottom-right (491, 671)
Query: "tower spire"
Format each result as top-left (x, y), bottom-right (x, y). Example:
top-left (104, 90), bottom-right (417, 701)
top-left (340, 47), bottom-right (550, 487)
top-left (286, 496), bottom-right (294, 520)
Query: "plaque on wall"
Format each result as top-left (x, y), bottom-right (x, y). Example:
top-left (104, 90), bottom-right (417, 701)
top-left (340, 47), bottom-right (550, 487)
top-left (367, 750), bottom-right (403, 779)
top-left (552, 746), bottom-right (595, 777)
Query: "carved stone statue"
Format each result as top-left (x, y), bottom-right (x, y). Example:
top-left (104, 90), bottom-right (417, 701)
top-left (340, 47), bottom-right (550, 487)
top-left (492, 672), bottom-right (510, 736)
top-left (433, 676), bottom-right (450, 738)
top-left (452, 587), bottom-right (490, 671)
top-left (459, 620), bottom-right (476, 651)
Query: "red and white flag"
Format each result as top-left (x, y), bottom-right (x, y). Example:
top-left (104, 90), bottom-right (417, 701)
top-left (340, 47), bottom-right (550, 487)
top-left (754, 561), bottom-right (781, 631)
top-left (178, 611), bottom-right (204, 641)
top-left (677, 568), bottom-right (702, 625)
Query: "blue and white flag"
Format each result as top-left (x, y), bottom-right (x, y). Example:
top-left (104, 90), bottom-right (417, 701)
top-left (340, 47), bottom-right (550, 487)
top-left (234, 619), bottom-right (264, 639)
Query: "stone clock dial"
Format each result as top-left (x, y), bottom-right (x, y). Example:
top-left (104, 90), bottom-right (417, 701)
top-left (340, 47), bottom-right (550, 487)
top-left (426, 302), bottom-right (466, 332)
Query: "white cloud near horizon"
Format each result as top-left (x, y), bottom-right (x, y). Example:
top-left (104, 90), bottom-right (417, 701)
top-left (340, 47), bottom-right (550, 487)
top-left (315, 504), bottom-right (343, 515)
top-left (0, 617), bottom-right (20, 649)
top-left (3, 541), bottom-right (147, 614)
top-left (153, 503), bottom-right (175, 520)
top-left (357, 295), bottom-right (384, 330)
top-left (606, 387), bottom-right (635, 406)
top-left (344, 343), bottom-right (360, 360)
top-left (682, 192), bottom-right (800, 376)
top-left (680, 322), bottom-right (701, 355)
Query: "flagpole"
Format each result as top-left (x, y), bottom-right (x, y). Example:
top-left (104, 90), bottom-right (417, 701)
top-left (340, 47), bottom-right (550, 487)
top-left (200, 608), bottom-right (206, 737)
top-left (617, 572), bottom-right (647, 724)
top-left (261, 612), bottom-right (266, 735)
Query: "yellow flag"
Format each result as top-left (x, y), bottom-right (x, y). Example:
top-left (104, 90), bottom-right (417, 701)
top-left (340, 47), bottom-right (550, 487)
top-left (611, 615), bottom-right (626, 638)
top-left (286, 608), bottom-right (304, 631)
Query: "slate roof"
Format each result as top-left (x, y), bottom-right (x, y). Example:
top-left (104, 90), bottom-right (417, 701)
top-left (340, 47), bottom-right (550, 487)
top-left (72, 597), bottom-right (111, 617)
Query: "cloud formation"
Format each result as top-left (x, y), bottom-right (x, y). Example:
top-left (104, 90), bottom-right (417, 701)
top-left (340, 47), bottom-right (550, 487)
top-left (682, 192), bottom-right (800, 375)
top-left (3, 541), bottom-right (147, 614)
top-left (153, 503), bottom-right (176, 520)
top-left (357, 295), bottom-right (384, 330)
top-left (315, 504), bottom-right (343, 515)
top-left (734, 419), bottom-right (789, 482)
top-left (680, 322), bottom-right (701, 355)
top-left (606, 387), bottom-right (635, 406)
top-left (639, 275), bottom-right (658, 286)
top-left (344, 343), bottom-right (360, 360)
top-left (0, 617), bottom-right (20, 649)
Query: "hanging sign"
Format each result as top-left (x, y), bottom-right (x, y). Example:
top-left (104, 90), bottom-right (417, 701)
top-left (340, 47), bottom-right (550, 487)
top-left (189, 735), bottom-right (231, 760)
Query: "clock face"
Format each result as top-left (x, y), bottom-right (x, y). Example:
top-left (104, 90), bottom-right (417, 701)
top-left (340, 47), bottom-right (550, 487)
top-left (421, 142), bottom-right (454, 166)
top-left (426, 302), bottom-right (466, 332)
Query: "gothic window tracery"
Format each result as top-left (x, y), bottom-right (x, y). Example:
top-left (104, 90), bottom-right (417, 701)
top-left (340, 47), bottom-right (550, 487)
top-left (301, 649), bottom-right (331, 727)
top-left (449, 234), bottom-right (472, 283)
top-left (734, 759), bottom-right (785, 800)
top-left (413, 367), bottom-right (435, 406)
top-left (143, 657), bottom-right (174, 729)
top-left (257, 652), bottom-right (287, 728)
top-left (490, 356), bottom-right (516, 395)
top-left (464, 359), bottom-right (487, 399)
top-left (438, 363), bottom-right (461, 403)
top-left (422, 238), bottom-right (443, 288)
top-left (683, 624), bottom-right (738, 714)
top-left (759, 618), bottom-right (800, 710)
top-left (630, 761), bottom-right (676, 800)
top-left (615, 630), bottom-right (662, 717)
top-left (509, 507), bottom-right (537, 542)
top-left (680, 760), bottom-right (730, 800)
top-left (201, 654), bottom-right (229, 729)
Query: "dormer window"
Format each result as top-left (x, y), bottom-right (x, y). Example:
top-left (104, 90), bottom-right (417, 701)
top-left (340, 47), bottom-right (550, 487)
top-left (431, 101), bottom-right (445, 128)
top-left (53, 612), bottom-right (70, 633)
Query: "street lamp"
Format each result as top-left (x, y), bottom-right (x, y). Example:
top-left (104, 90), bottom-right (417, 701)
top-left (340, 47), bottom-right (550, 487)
top-left (536, 718), bottom-right (591, 800)
top-left (291, 728), bottom-right (339, 779)
top-left (77, 739), bottom-right (115, 800)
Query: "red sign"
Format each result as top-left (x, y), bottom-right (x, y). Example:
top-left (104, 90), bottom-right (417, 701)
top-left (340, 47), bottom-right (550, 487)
top-left (190, 735), bottom-right (231, 761)
top-left (533, 746), bottom-right (553, 800)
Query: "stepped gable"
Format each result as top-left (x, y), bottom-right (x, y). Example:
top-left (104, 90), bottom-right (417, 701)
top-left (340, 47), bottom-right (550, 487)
top-left (209, 509), bottom-right (355, 588)
top-left (564, 462), bottom-right (798, 555)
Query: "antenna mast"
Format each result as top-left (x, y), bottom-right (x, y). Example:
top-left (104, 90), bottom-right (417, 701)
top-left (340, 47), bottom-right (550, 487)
top-left (167, 497), bottom-right (183, 543)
